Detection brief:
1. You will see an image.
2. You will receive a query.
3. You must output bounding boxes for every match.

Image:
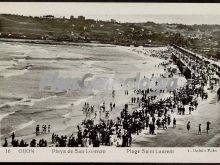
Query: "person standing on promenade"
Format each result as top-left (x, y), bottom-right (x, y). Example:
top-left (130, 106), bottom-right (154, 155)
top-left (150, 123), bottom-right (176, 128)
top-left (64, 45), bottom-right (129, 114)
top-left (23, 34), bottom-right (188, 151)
top-left (194, 100), bottom-right (198, 109)
top-left (189, 105), bottom-right (192, 115)
top-left (198, 124), bottom-right (202, 135)
top-left (187, 121), bottom-right (190, 132)
top-left (217, 87), bottom-right (220, 101)
top-left (173, 118), bottom-right (176, 128)
top-left (207, 121), bottom-right (211, 134)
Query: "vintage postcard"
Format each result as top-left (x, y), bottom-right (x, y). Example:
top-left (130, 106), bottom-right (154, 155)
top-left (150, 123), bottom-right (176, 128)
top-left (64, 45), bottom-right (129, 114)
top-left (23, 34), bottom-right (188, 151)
top-left (0, 2), bottom-right (220, 163)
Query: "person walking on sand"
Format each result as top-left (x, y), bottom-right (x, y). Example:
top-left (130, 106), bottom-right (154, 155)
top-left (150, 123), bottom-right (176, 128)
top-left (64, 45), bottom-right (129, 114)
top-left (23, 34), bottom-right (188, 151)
top-left (198, 124), bottom-right (202, 135)
top-left (42, 125), bottom-right (44, 133)
top-left (112, 90), bottom-right (115, 98)
top-left (207, 121), bottom-right (211, 134)
top-left (110, 102), bottom-right (113, 111)
top-left (187, 121), bottom-right (190, 132)
top-left (94, 111), bottom-right (97, 118)
top-left (48, 125), bottom-right (50, 133)
top-left (36, 125), bottom-right (40, 136)
top-left (10, 132), bottom-right (15, 144)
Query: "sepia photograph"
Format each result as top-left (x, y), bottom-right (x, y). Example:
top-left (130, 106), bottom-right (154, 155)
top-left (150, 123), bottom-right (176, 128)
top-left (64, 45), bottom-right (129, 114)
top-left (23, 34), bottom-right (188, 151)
top-left (0, 2), bottom-right (219, 155)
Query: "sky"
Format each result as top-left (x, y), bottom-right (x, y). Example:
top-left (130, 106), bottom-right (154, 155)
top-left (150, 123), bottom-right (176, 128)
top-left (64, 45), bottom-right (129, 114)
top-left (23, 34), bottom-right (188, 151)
top-left (0, 2), bottom-right (220, 24)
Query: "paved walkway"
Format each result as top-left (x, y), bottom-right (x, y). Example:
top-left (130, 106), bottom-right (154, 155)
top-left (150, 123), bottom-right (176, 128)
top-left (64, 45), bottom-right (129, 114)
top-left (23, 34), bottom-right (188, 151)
top-left (132, 86), bottom-right (220, 147)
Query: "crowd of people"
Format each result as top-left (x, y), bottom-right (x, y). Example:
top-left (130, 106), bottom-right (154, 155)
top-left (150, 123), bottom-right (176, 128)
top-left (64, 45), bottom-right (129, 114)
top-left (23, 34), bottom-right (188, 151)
top-left (2, 46), bottom-right (219, 147)
top-left (3, 132), bottom-right (28, 147)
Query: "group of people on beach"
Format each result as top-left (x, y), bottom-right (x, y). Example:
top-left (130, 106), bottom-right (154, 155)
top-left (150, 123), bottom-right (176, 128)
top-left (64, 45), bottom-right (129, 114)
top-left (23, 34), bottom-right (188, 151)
top-left (30, 138), bottom-right (47, 147)
top-left (3, 132), bottom-right (28, 147)
top-left (2, 123), bottom-right (51, 147)
top-left (49, 119), bottom-right (132, 147)
top-left (36, 124), bottom-right (51, 136)
top-left (2, 46), bottom-right (219, 147)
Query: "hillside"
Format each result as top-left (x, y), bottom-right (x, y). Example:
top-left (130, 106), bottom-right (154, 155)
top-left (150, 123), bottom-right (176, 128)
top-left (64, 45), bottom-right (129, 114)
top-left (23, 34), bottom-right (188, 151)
top-left (0, 14), bottom-right (220, 58)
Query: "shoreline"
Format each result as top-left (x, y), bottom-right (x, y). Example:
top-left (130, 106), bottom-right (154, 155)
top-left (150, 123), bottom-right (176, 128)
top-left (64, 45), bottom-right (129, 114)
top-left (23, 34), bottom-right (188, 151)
top-left (0, 38), bottom-right (165, 47)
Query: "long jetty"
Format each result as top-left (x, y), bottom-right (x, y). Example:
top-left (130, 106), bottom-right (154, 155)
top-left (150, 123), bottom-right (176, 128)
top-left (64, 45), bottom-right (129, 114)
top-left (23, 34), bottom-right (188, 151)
top-left (171, 44), bottom-right (220, 79)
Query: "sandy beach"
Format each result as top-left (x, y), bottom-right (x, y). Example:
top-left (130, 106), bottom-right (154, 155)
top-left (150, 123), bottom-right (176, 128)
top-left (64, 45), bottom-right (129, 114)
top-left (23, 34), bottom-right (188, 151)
top-left (0, 41), bottom-right (171, 146)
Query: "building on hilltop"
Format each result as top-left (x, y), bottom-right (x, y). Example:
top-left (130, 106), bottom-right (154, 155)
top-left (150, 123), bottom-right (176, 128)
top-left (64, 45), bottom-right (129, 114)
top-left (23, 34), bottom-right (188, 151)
top-left (70, 15), bottom-right (74, 20)
top-left (110, 19), bottom-right (117, 23)
top-left (43, 15), bottom-right (55, 19)
top-left (78, 16), bottom-right (85, 21)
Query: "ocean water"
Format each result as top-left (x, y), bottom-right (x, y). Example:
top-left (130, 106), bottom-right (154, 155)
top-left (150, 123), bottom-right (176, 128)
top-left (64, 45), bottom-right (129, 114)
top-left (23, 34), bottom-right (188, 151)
top-left (0, 41), bottom-right (169, 141)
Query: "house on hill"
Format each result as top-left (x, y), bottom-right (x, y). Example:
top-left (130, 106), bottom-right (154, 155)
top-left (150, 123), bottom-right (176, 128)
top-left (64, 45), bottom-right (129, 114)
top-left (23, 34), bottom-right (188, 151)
top-left (78, 16), bottom-right (85, 21)
top-left (43, 15), bottom-right (55, 19)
